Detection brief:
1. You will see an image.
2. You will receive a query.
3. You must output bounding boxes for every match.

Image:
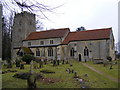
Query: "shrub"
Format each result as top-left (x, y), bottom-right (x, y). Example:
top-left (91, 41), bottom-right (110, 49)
top-left (15, 58), bottom-right (21, 67)
top-left (6, 58), bottom-right (12, 68)
top-left (22, 54), bottom-right (35, 64)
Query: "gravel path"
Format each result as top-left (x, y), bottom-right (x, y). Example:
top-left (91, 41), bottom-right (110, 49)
top-left (81, 63), bottom-right (119, 83)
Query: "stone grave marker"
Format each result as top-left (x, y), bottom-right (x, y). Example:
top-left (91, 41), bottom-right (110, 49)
top-left (30, 60), bottom-right (34, 73)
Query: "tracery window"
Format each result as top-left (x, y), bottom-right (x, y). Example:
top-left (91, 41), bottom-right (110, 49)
top-left (48, 48), bottom-right (53, 56)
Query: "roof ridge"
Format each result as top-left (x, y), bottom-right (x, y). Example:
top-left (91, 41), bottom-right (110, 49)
top-left (62, 27), bottom-right (112, 45)
top-left (71, 27), bottom-right (112, 33)
top-left (32, 28), bottom-right (70, 33)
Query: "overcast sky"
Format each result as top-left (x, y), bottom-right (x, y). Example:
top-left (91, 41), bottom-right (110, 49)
top-left (38, 0), bottom-right (119, 43)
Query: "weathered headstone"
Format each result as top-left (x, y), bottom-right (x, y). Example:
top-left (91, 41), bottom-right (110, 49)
top-left (16, 58), bottom-right (21, 67)
top-left (57, 60), bottom-right (60, 65)
top-left (39, 59), bottom-right (43, 68)
top-left (53, 60), bottom-right (56, 66)
top-left (33, 61), bottom-right (37, 69)
top-left (71, 70), bottom-right (74, 73)
top-left (70, 64), bottom-right (73, 67)
top-left (44, 59), bottom-right (47, 65)
top-left (109, 63), bottom-right (113, 69)
top-left (30, 60), bottom-right (34, 73)
top-left (62, 60), bottom-right (64, 64)
top-left (66, 68), bottom-right (71, 73)
top-left (74, 71), bottom-right (78, 78)
top-left (20, 62), bottom-right (24, 69)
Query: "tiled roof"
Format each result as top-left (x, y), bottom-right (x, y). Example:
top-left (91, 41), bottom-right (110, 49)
top-left (24, 28), bottom-right (70, 40)
top-left (62, 28), bottom-right (112, 44)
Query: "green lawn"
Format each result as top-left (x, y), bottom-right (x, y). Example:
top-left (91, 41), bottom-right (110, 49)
top-left (85, 60), bottom-right (119, 79)
top-left (2, 60), bottom-right (119, 88)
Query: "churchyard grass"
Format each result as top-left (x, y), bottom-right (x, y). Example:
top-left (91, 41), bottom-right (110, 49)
top-left (85, 60), bottom-right (119, 79)
top-left (2, 60), bottom-right (118, 88)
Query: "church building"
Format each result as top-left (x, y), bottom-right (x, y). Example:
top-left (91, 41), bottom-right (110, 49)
top-left (12, 12), bottom-right (115, 61)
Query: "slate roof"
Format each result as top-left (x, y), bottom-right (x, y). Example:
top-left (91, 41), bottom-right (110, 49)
top-left (62, 28), bottom-right (112, 44)
top-left (24, 28), bottom-right (70, 40)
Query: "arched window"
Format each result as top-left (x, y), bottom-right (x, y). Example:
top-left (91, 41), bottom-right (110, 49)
top-left (36, 48), bottom-right (40, 56)
top-left (48, 48), bottom-right (53, 56)
top-left (84, 46), bottom-right (89, 56)
top-left (70, 48), bottom-right (74, 57)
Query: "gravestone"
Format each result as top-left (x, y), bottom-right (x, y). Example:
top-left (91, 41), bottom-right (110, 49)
top-left (62, 60), bottom-right (64, 64)
top-left (57, 60), bottom-right (60, 65)
top-left (39, 59), bottom-right (43, 68)
top-left (71, 70), bottom-right (74, 73)
top-left (66, 60), bottom-right (69, 64)
top-left (70, 64), bottom-right (73, 67)
top-left (30, 60), bottom-right (34, 73)
top-left (20, 64), bottom-right (24, 69)
top-left (44, 59), bottom-right (47, 64)
top-left (109, 63), bottom-right (113, 69)
top-left (53, 60), bottom-right (56, 66)
top-left (74, 71), bottom-right (79, 78)
top-left (16, 58), bottom-right (20, 67)
top-left (33, 61), bottom-right (37, 69)
top-left (66, 68), bottom-right (71, 73)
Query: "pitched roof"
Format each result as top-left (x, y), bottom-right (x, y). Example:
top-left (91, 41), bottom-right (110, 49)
top-left (24, 28), bottom-right (70, 40)
top-left (21, 47), bottom-right (33, 54)
top-left (17, 47), bottom-right (33, 55)
top-left (62, 28), bottom-right (112, 44)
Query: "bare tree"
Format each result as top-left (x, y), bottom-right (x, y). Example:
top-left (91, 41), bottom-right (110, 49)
top-left (0, 0), bottom-right (63, 19)
top-left (36, 20), bottom-right (44, 30)
top-left (2, 14), bottom-right (12, 60)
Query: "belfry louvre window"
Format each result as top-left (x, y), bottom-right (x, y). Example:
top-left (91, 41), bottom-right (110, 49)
top-left (70, 48), bottom-right (74, 57)
top-left (84, 46), bottom-right (89, 56)
top-left (48, 48), bottom-right (53, 56)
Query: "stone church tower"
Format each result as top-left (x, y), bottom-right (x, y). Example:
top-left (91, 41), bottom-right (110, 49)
top-left (12, 11), bottom-right (36, 59)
